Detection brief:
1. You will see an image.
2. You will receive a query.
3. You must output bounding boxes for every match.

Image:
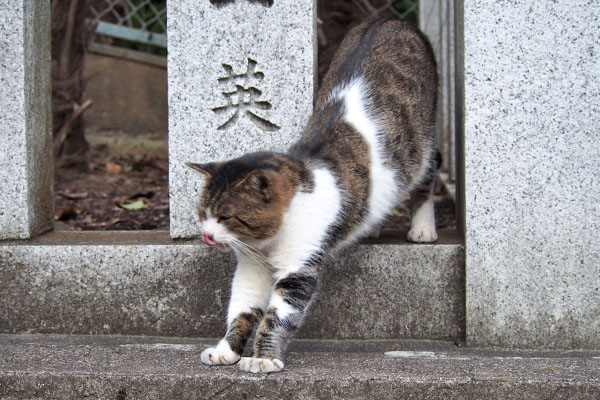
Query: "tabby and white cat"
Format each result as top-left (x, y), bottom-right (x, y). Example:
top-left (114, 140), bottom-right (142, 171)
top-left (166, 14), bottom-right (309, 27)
top-left (187, 19), bottom-right (438, 373)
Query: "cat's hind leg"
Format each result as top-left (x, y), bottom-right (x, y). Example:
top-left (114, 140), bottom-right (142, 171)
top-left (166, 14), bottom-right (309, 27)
top-left (201, 258), bottom-right (272, 366)
top-left (407, 171), bottom-right (438, 243)
top-left (239, 267), bottom-right (319, 374)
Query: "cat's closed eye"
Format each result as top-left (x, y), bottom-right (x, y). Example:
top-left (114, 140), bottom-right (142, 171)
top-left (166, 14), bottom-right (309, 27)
top-left (218, 215), bottom-right (231, 222)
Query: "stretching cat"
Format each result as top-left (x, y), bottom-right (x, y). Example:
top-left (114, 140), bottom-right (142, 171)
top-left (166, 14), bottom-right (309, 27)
top-left (187, 19), bottom-right (438, 374)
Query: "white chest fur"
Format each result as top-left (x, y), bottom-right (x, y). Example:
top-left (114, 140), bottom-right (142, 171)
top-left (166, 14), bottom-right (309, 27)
top-left (266, 167), bottom-right (342, 279)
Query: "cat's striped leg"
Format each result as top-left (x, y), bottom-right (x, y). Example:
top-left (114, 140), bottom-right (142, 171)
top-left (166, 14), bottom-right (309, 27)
top-left (407, 179), bottom-right (438, 243)
top-left (201, 259), bottom-right (272, 366)
top-left (239, 268), bottom-right (319, 374)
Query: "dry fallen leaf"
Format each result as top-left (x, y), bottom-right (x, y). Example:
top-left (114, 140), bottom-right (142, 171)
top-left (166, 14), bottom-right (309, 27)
top-left (59, 191), bottom-right (88, 200)
top-left (119, 199), bottom-right (147, 210)
top-left (85, 218), bottom-right (122, 228)
top-left (129, 189), bottom-right (156, 200)
top-left (105, 161), bottom-right (123, 174)
top-left (55, 205), bottom-right (78, 221)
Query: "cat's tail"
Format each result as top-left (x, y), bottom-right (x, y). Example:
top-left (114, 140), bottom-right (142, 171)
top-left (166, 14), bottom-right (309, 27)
top-left (434, 150), bottom-right (442, 170)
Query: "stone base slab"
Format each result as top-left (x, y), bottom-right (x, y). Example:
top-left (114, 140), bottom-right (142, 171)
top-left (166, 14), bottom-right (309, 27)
top-left (0, 230), bottom-right (463, 340)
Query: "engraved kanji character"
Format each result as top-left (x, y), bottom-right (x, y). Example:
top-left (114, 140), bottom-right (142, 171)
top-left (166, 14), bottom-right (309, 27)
top-left (211, 58), bottom-right (280, 131)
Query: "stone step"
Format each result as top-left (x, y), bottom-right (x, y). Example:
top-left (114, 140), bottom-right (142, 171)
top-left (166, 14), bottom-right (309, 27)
top-left (0, 230), bottom-right (463, 340)
top-left (1, 334), bottom-right (598, 399)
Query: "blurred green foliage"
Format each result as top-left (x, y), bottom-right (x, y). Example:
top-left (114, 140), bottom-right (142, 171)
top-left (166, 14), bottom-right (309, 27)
top-left (129, 0), bottom-right (166, 34)
top-left (394, 0), bottom-right (418, 24)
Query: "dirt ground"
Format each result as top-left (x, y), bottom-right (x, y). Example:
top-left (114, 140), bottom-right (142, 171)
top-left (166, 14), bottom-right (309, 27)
top-left (54, 146), bottom-right (455, 232)
top-left (54, 146), bottom-right (169, 231)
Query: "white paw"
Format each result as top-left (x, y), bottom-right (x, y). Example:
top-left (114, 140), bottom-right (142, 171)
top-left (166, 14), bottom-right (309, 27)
top-left (238, 357), bottom-right (284, 374)
top-left (200, 341), bottom-right (240, 366)
top-left (407, 226), bottom-right (438, 243)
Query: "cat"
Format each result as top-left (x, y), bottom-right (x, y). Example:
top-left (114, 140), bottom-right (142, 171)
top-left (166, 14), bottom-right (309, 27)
top-left (187, 18), bottom-right (439, 374)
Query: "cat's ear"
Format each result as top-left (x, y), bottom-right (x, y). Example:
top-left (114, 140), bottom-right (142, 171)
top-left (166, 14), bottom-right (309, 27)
top-left (185, 162), bottom-right (220, 178)
top-left (236, 170), bottom-right (274, 202)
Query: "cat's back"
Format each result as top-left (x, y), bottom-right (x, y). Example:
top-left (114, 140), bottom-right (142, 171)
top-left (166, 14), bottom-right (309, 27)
top-left (316, 19), bottom-right (437, 112)
top-left (321, 20), bottom-right (437, 190)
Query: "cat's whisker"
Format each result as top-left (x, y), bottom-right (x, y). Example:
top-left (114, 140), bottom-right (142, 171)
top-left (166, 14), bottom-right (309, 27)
top-left (230, 241), bottom-right (256, 261)
top-left (238, 242), bottom-right (269, 266)
top-left (229, 237), bottom-right (260, 256)
top-left (225, 237), bottom-right (271, 269)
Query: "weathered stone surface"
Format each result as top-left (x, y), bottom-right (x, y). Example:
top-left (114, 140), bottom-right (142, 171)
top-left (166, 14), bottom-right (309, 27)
top-left (0, 0), bottom-right (53, 239)
top-left (458, 0), bottom-right (600, 348)
top-left (304, 231), bottom-right (464, 340)
top-left (167, 0), bottom-right (316, 238)
top-left (1, 334), bottom-right (598, 400)
top-left (0, 231), bottom-right (231, 338)
top-left (0, 230), bottom-right (463, 340)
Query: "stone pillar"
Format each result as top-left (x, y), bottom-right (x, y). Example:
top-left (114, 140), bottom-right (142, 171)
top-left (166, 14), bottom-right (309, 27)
top-left (458, 0), bottom-right (600, 348)
top-left (0, 0), bottom-right (53, 240)
top-left (168, 0), bottom-right (316, 238)
top-left (420, 0), bottom-right (456, 190)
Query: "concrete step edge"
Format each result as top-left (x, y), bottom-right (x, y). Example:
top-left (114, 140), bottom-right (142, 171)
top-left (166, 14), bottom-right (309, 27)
top-left (1, 334), bottom-right (599, 400)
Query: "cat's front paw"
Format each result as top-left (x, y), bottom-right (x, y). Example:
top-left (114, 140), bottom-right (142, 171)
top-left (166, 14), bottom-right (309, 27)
top-left (200, 341), bottom-right (240, 366)
top-left (238, 357), bottom-right (284, 374)
top-left (407, 226), bottom-right (438, 243)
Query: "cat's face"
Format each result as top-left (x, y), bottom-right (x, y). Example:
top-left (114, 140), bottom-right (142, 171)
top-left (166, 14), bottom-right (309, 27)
top-left (187, 154), bottom-right (295, 251)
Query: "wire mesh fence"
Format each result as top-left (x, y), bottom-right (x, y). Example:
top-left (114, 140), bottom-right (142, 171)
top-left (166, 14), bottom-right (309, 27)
top-left (90, 0), bottom-right (166, 33)
top-left (351, 0), bottom-right (418, 22)
top-left (89, 0), bottom-right (167, 48)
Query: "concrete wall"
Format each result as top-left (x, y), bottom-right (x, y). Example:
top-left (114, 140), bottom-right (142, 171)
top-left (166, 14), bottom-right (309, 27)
top-left (0, 0), bottom-right (53, 239)
top-left (458, 0), bottom-right (600, 348)
top-left (82, 47), bottom-right (168, 136)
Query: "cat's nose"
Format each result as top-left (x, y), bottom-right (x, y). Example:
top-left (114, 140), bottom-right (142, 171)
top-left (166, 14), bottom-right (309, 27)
top-left (202, 230), bottom-right (218, 246)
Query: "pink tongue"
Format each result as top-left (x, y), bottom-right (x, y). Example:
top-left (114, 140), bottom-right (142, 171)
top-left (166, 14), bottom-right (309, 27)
top-left (202, 231), bottom-right (217, 246)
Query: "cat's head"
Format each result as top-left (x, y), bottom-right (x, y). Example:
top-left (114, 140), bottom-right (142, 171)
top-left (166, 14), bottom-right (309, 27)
top-left (186, 152), bottom-right (299, 252)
